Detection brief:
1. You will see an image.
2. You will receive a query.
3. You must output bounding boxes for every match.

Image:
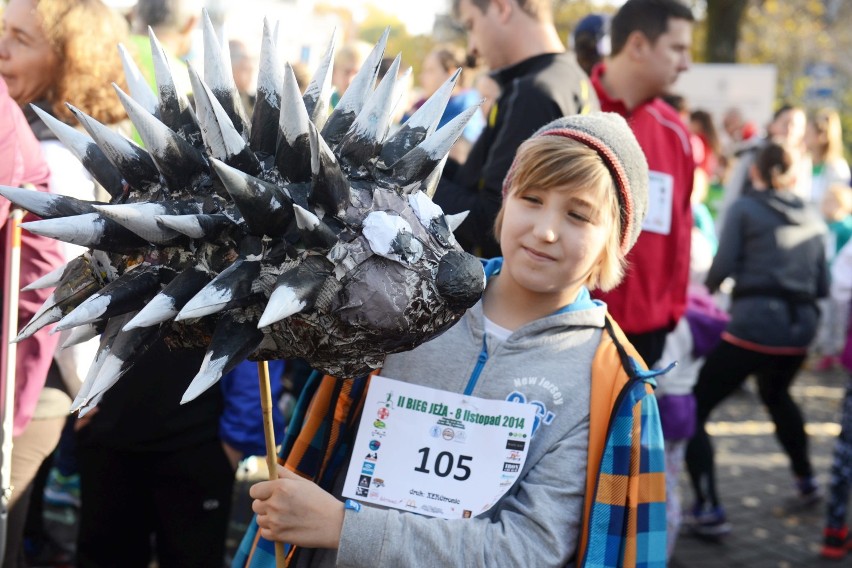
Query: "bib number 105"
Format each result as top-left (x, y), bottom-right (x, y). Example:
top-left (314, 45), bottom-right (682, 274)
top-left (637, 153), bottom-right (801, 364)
top-left (414, 447), bottom-right (472, 481)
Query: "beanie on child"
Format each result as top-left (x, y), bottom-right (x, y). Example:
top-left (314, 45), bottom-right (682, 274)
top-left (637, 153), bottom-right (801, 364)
top-left (502, 112), bottom-right (649, 254)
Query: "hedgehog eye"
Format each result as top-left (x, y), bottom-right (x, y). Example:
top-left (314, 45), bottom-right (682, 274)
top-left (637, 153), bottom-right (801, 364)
top-left (363, 211), bottom-right (424, 264)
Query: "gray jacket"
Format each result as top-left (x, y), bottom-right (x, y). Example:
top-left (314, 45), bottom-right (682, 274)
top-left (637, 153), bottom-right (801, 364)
top-left (303, 298), bottom-right (607, 567)
top-left (708, 189), bottom-right (827, 348)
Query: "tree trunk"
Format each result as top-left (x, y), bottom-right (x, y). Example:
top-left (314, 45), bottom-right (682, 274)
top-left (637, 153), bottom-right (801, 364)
top-left (704, 0), bottom-right (749, 62)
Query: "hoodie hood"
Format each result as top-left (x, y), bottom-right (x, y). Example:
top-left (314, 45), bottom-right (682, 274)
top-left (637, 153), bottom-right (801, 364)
top-left (749, 189), bottom-right (815, 226)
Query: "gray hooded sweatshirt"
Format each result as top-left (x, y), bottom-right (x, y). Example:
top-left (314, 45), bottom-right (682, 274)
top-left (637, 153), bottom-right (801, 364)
top-left (708, 189), bottom-right (827, 348)
top-left (301, 296), bottom-right (608, 568)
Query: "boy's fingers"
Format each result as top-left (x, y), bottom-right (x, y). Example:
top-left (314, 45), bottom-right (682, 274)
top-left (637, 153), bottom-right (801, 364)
top-left (277, 465), bottom-right (300, 480)
top-left (249, 480), bottom-right (274, 500)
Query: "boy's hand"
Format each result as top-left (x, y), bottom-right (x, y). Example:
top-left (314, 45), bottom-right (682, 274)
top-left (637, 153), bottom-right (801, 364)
top-left (250, 465), bottom-right (345, 549)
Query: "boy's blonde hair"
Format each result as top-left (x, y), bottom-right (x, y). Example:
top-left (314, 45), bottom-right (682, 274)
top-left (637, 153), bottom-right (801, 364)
top-left (494, 136), bottom-right (626, 291)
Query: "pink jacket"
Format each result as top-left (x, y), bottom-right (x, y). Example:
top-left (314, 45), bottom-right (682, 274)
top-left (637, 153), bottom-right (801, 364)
top-left (1, 78), bottom-right (64, 435)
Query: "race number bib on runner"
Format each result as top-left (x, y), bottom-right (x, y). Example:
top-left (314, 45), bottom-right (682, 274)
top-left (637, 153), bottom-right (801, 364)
top-left (342, 375), bottom-right (536, 519)
top-left (641, 170), bottom-right (674, 235)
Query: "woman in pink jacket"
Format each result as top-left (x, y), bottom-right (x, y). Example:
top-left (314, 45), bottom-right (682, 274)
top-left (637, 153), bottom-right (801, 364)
top-left (0, 75), bottom-right (65, 567)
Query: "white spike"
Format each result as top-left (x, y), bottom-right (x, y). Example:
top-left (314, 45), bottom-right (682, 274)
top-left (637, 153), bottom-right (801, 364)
top-left (93, 203), bottom-right (182, 244)
top-left (201, 8), bottom-right (235, 94)
top-left (123, 293), bottom-right (177, 330)
top-left (256, 19), bottom-right (282, 105)
top-left (293, 205), bottom-right (321, 231)
top-left (407, 69), bottom-right (459, 134)
top-left (345, 54), bottom-right (400, 145)
top-left (445, 211), bottom-right (470, 233)
top-left (280, 63), bottom-right (310, 144)
top-left (154, 214), bottom-right (206, 239)
top-left (22, 214), bottom-right (106, 247)
top-left (60, 324), bottom-right (100, 349)
top-left (54, 295), bottom-right (112, 332)
top-left (181, 350), bottom-right (229, 404)
top-left (175, 282), bottom-right (234, 321)
top-left (188, 65), bottom-right (248, 160)
top-left (68, 104), bottom-right (151, 166)
top-left (417, 103), bottom-right (481, 160)
top-left (118, 43), bottom-right (158, 116)
top-left (334, 28), bottom-right (388, 115)
top-left (70, 343), bottom-right (112, 411)
top-left (257, 285), bottom-right (306, 328)
top-left (22, 261), bottom-right (70, 291)
top-left (29, 106), bottom-right (99, 162)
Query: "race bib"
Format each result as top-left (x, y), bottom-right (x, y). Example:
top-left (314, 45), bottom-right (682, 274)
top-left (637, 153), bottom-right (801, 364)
top-left (642, 170), bottom-right (674, 235)
top-left (342, 375), bottom-right (536, 519)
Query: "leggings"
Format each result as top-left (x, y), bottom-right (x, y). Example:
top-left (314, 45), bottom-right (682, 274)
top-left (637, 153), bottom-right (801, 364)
top-left (826, 376), bottom-right (852, 530)
top-left (685, 340), bottom-right (811, 508)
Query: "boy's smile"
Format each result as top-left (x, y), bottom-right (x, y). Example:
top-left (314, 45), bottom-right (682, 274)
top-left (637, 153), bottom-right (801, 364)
top-left (497, 184), bottom-right (612, 309)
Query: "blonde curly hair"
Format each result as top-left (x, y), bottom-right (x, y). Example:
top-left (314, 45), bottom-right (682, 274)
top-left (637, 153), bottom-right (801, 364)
top-left (35, 0), bottom-right (128, 125)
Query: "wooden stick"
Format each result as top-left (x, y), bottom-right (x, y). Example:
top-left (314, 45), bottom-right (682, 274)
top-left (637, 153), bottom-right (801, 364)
top-left (0, 208), bottom-right (23, 560)
top-left (257, 361), bottom-right (286, 568)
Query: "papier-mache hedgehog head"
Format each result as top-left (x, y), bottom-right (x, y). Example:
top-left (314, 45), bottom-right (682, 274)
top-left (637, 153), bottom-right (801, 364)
top-left (0, 11), bottom-right (485, 413)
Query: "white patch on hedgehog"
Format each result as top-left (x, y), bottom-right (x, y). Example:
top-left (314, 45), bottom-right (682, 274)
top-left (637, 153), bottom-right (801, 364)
top-left (363, 211), bottom-right (413, 255)
top-left (408, 191), bottom-right (442, 229)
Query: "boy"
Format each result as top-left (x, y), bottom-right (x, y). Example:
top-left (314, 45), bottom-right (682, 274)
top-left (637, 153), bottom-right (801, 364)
top-left (238, 113), bottom-right (664, 567)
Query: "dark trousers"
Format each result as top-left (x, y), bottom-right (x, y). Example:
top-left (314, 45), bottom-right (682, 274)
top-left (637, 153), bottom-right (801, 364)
top-left (76, 438), bottom-right (235, 568)
top-left (686, 340), bottom-right (812, 507)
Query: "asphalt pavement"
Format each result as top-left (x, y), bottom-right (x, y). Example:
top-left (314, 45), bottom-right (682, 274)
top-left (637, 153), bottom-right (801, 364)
top-left (670, 363), bottom-right (847, 567)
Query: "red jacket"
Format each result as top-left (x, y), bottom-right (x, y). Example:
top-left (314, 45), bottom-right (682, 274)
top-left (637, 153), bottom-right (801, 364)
top-left (1, 78), bottom-right (64, 435)
top-left (590, 64), bottom-right (694, 336)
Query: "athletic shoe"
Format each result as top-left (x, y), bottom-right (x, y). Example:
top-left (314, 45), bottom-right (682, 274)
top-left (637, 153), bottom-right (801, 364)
top-left (43, 469), bottom-right (81, 508)
top-left (820, 526), bottom-right (852, 560)
top-left (784, 477), bottom-right (822, 511)
top-left (683, 503), bottom-right (731, 540)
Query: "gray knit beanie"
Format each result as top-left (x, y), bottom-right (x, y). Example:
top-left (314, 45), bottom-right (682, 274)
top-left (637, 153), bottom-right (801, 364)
top-left (502, 112), bottom-right (649, 254)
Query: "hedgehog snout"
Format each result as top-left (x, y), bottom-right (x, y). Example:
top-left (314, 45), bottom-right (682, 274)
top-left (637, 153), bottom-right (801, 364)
top-left (435, 251), bottom-right (485, 311)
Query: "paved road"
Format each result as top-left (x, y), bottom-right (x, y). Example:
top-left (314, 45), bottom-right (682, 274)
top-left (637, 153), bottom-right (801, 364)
top-left (227, 365), bottom-right (849, 567)
top-left (671, 364), bottom-right (847, 567)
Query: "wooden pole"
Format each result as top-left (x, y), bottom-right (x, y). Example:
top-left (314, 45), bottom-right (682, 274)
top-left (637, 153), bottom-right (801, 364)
top-left (257, 361), bottom-right (286, 568)
top-left (0, 208), bottom-right (23, 560)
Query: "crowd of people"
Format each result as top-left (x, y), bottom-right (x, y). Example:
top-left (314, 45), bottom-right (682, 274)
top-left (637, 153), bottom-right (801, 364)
top-left (1, 0), bottom-right (852, 566)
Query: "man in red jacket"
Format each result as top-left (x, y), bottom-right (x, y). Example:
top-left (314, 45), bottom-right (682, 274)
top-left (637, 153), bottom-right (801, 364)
top-left (590, 0), bottom-right (695, 366)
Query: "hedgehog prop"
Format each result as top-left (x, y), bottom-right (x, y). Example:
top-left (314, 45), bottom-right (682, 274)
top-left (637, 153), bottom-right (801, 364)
top-left (0, 14), bottom-right (485, 414)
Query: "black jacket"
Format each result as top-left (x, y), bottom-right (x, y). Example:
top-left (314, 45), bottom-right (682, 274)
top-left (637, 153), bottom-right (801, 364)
top-left (432, 52), bottom-right (598, 257)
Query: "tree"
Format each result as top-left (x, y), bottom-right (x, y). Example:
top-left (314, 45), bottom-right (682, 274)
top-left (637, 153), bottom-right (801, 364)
top-left (703, 0), bottom-right (748, 62)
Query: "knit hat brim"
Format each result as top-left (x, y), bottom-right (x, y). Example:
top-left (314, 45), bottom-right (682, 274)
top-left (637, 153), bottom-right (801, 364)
top-left (502, 113), bottom-right (649, 253)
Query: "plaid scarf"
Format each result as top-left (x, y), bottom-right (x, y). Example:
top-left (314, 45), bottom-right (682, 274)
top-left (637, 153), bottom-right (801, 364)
top-left (577, 317), bottom-right (668, 567)
top-left (234, 317), bottom-right (667, 568)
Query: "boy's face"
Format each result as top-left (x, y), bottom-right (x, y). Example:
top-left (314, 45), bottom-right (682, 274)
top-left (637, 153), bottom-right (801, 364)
top-left (498, 184), bottom-right (612, 305)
